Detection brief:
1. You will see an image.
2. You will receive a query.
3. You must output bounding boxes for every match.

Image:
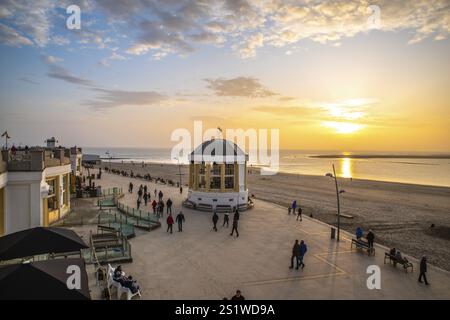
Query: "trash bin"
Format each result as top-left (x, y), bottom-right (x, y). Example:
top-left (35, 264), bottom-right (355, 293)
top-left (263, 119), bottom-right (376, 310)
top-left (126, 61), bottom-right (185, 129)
top-left (331, 227), bottom-right (336, 239)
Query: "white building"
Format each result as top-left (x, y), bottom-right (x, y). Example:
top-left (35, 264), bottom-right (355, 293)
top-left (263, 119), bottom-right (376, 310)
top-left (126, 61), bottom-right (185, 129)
top-left (186, 139), bottom-right (249, 212)
top-left (70, 147), bottom-right (82, 176)
top-left (0, 148), bottom-right (71, 236)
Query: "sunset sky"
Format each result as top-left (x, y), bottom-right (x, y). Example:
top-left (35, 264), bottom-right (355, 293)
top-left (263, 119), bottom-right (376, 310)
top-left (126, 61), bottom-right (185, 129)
top-left (0, 0), bottom-right (449, 152)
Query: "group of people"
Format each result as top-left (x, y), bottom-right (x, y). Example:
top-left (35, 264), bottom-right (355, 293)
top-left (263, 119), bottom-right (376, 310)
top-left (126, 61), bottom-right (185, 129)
top-left (112, 265), bottom-right (140, 294)
top-left (166, 211), bottom-right (185, 234)
top-left (289, 239), bottom-right (308, 270)
top-left (212, 209), bottom-right (240, 237)
top-left (288, 200), bottom-right (303, 221)
top-left (355, 226), bottom-right (375, 248)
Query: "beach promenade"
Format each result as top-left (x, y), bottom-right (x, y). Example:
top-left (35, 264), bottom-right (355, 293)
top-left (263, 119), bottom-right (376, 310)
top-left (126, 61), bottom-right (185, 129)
top-left (77, 170), bottom-right (450, 299)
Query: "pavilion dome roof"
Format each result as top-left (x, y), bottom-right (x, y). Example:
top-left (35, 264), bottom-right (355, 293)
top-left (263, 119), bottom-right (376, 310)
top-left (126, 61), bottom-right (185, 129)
top-left (188, 139), bottom-right (247, 163)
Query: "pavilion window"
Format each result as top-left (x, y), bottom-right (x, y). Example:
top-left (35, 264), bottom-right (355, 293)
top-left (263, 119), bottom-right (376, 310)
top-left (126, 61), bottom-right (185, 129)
top-left (225, 176), bottom-right (234, 189)
top-left (225, 164), bottom-right (234, 175)
top-left (210, 177), bottom-right (221, 189)
top-left (199, 163), bottom-right (206, 174)
top-left (198, 175), bottom-right (206, 189)
top-left (211, 164), bottom-right (221, 176)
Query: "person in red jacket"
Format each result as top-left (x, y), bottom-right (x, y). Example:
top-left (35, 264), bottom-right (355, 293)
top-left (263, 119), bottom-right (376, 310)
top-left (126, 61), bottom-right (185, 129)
top-left (167, 213), bottom-right (174, 234)
top-left (151, 200), bottom-right (157, 214)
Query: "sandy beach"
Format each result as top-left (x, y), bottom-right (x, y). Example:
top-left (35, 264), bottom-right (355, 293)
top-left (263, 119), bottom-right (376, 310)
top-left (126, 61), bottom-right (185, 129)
top-left (96, 161), bottom-right (450, 271)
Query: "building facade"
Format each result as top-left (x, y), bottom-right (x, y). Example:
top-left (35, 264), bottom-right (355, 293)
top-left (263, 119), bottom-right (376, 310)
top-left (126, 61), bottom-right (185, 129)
top-left (0, 148), bottom-right (71, 236)
top-left (186, 139), bottom-right (249, 211)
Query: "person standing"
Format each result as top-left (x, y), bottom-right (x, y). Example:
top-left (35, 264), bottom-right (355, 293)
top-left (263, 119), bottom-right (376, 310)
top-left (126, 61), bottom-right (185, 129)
top-left (166, 198), bottom-right (173, 214)
top-left (138, 188), bottom-right (143, 200)
top-left (356, 226), bottom-right (363, 240)
top-left (176, 211), bottom-right (185, 232)
top-left (418, 256), bottom-right (430, 285)
top-left (223, 211), bottom-right (230, 227)
top-left (230, 210), bottom-right (239, 237)
top-left (298, 240), bottom-right (307, 269)
top-left (143, 185), bottom-right (147, 194)
top-left (212, 211), bottom-right (219, 231)
top-left (289, 240), bottom-right (300, 269)
top-left (154, 189), bottom-right (157, 197)
top-left (366, 229), bottom-right (375, 248)
top-left (297, 207), bottom-right (302, 221)
top-left (166, 213), bottom-right (174, 234)
top-left (180, 186), bottom-right (183, 194)
top-left (291, 200), bottom-right (297, 214)
top-left (288, 206), bottom-right (292, 215)
top-left (151, 200), bottom-right (157, 214)
top-left (158, 190), bottom-right (163, 201)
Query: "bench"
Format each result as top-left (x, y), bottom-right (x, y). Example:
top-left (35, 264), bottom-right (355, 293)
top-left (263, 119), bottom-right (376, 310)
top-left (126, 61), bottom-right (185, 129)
top-left (384, 252), bottom-right (414, 273)
top-left (351, 238), bottom-right (375, 256)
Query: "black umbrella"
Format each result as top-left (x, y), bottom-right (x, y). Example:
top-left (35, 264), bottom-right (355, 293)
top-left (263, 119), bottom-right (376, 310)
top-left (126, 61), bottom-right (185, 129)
top-left (0, 258), bottom-right (91, 300)
top-left (0, 227), bottom-right (89, 261)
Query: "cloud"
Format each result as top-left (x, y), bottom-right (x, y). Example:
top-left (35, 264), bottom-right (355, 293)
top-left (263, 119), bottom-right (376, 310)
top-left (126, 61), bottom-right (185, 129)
top-left (18, 77), bottom-right (39, 85)
top-left (47, 65), bottom-right (93, 86)
top-left (205, 77), bottom-right (277, 98)
top-left (86, 88), bottom-right (167, 109)
top-left (1, 0), bottom-right (449, 59)
top-left (0, 23), bottom-right (32, 46)
top-left (43, 55), bottom-right (63, 64)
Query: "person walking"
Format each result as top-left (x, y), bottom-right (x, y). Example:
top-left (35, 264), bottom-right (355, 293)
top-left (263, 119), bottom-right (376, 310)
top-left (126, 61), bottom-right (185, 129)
top-left (166, 198), bottom-right (173, 214)
top-left (143, 185), bottom-right (147, 194)
top-left (159, 200), bottom-right (165, 217)
top-left (129, 182), bottom-right (133, 193)
top-left (136, 198), bottom-right (141, 210)
top-left (230, 210), bottom-right (239, 237)
top-left (138, 188), bottom-right (143, 200)
top-left (366, 229), bottom-right (375, 248)
top-left (180, 186), bottom-right (183, 194)
top-left (212, 211), bottom-right (219, 231)
top-left (166, 213), bottom-right (174, 234)
top-left (158, 190), bottom-right (163, 201)
top-left (288, 206), bottom-right (292, 215)
top-left (154, 188), bottom-right (157, 197)
top-left (298, 240), bottom-right (307, 269)
top-left (289, 240), bottom-right (300, 269)
top-left (297, 207), bottom-right (302, 221)
top-left (143, 192), bottom-right (148, 206)
top-left (151, 200), bottom-right (157, 214)
top-left (176, 211), bottom-right (185, 232)
top-left (418, 256), bottom-right (430, 285)
top-left (223, 211), bottom-right (230, 227)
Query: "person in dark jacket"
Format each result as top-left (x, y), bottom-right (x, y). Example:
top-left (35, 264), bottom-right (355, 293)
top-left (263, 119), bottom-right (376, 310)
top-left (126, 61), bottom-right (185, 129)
top-left (151, 200), bottom-right (157, 213)
top-left (231, 290), bottom-right (245, 300)
top-left (289, 240), bottom-right (300, 269)
top-left (298, 240), bottom-right (307, 269)
top-left (166, 198), bottom-right (173, 214)
top-left (176, 211), bottom-right (185, 232)
top-left (223, 211), bottom-right (230, 227)
top-left (297, 207), bottom-right (303, 221)
top-left (418, 256), bottom-right (430, 285)
top-left (166, 213), bottom-right (174, 234)
top-left (212, 211), bottom-right (219, 231)
top-left (230, 212), bottom-right (239, 237)
top-left (143, 192), bottom-right (148, 206)
top-left (366, 229), bottom-right (375, 248)
top-left (158, 190), bottom-right (163, 201)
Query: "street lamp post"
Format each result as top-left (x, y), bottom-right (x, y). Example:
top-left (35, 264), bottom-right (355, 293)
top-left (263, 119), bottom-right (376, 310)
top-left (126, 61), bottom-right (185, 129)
top-left (174, 156), bottom-right (183, 192)
top-left (326, 164), bottom-right (345, 241)
top-left (105, 151), bottom-right (112, 171)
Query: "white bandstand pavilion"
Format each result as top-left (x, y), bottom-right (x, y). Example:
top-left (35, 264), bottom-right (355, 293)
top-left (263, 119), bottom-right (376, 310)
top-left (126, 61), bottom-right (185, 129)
top-left (186, 139), bottom-right (249, 212)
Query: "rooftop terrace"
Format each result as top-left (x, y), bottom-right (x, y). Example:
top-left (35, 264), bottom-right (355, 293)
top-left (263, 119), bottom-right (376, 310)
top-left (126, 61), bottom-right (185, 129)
top-left (1, 148), bottom-right (71, 172)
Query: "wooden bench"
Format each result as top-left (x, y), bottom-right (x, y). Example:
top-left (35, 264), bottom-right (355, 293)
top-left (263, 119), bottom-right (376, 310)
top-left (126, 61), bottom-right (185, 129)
top-left (384, 252), bottom-right (413, 273)
top-left (351, 238), bottom-right (375, 256)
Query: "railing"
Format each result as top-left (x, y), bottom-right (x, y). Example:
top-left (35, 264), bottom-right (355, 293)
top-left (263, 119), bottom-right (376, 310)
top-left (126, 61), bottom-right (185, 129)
top-left (116, 201), bottom-right (160, 225)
